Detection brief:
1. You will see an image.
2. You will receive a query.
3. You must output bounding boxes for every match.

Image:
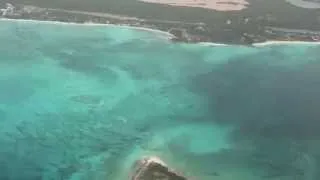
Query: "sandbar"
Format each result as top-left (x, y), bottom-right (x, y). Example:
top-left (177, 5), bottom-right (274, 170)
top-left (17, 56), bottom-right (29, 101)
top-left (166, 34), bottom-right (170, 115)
top-left (138, 0), bottom-right (249, 11)
top-left (285, 0), bottom-right (320, 9)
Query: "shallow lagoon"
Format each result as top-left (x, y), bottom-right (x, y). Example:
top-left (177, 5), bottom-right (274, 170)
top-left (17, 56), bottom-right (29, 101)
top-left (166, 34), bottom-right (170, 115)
top-left (0, 19), bottom-right (320, 180)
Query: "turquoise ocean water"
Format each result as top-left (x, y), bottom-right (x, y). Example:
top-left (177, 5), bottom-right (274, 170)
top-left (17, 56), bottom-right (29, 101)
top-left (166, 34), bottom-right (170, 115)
top-left (0, 19), bottom-right (320, 180)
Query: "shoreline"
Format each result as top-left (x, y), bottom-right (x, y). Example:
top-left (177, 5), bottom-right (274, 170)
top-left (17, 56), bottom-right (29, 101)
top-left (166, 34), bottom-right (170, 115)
top-left (0, 18), bottom-right (176, 40)
top-left (1, 18), bottom-right (320, 47)
top-left (1, 2), bottom-right (320, 46)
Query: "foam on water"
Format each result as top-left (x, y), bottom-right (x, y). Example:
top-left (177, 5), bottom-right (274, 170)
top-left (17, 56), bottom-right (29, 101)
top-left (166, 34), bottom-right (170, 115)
top-left (0, 19), bottom-right (320, 180)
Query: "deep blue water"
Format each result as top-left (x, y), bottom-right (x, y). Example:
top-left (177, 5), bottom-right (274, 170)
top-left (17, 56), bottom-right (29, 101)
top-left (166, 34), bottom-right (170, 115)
top-left (0, 19), bottom-right (320, 180)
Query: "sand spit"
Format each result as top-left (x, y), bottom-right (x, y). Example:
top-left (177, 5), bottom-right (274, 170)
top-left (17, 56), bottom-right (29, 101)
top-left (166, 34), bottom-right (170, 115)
top-left (285, 0), bottom-right (320, 9)
top-left (138, 0), bottom-right (249, 11)
top-left (253, 40), bottom-right (320, 47)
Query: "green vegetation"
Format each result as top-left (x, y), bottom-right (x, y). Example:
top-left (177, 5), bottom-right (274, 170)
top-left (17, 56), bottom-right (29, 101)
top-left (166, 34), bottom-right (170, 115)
top-left (8, 0), bottom-right (320, 30)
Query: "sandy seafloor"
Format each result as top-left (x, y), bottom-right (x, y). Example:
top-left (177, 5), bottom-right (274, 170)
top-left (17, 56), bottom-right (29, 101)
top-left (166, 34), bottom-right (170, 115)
top-left (0, 19), bottom-right (320, 180)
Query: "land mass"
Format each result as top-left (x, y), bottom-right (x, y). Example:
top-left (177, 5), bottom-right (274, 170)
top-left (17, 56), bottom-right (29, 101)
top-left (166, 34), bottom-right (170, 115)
top-left (131, 156), bottom-right (187, 180)
top-left (0, 1), bottom-right (319, 44)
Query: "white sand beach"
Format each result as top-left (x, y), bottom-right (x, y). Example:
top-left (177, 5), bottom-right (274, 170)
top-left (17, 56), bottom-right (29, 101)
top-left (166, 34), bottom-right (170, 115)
top-left (253, 40), bottom-right (320, 47)
top-left (0, 18), bottom-right (176, 40)
top-left (285, 0), bottom-right (320, 9)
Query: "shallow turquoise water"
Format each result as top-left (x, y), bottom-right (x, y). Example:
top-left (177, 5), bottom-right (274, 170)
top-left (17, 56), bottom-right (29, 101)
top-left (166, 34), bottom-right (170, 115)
top-left (0, 20), bottom-right (320, 180)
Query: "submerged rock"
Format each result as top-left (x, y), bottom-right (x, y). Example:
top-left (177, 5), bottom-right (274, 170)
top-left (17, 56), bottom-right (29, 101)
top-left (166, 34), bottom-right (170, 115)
top-left (131, 156), bottom-right (187, 180)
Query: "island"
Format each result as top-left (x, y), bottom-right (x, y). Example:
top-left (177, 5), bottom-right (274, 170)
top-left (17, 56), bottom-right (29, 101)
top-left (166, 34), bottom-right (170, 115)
top-left (131, 156), bottom-right (187, 180)
top-left (1, 0), bottom-right (320, 45)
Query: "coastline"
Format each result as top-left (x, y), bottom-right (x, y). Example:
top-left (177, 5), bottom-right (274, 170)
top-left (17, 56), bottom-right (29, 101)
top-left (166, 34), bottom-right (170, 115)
top-left (1, 17), bottom-right (320, 47)
top-left (1, 2), bottom-right (320, 46)
top-left (0, 18), bottom-right (176, 39)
